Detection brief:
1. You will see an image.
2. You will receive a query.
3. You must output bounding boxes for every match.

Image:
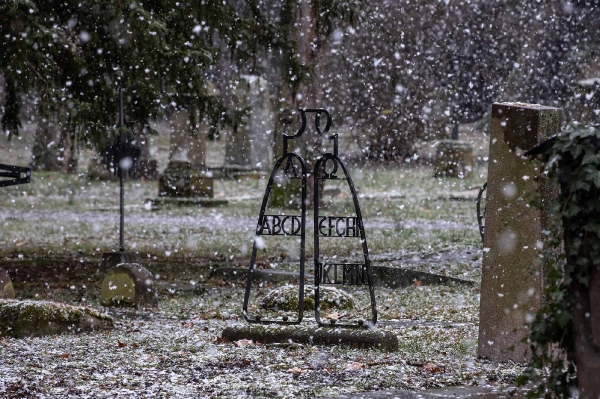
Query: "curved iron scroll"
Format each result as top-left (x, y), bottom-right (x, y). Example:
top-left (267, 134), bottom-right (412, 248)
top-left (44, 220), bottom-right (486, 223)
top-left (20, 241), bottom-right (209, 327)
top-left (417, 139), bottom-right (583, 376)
top-left (476, 182), bottom-right (487, 243)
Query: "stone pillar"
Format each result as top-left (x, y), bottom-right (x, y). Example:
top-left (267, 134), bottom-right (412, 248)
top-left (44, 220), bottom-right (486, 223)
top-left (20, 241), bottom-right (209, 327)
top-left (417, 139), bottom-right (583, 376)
top-left (225, 75), bottom-right (273, 171)
top-left (477, 102), bottom-right (561, 362)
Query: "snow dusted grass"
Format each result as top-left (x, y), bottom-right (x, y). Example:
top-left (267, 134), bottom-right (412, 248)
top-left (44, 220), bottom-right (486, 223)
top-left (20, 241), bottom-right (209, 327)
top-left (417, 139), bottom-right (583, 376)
top-left (0, 283), bottom-right (524, 398)
top-left (0, 161), bottom-right (519, 398)
top-left (1, 165), bottom-right (485, 285)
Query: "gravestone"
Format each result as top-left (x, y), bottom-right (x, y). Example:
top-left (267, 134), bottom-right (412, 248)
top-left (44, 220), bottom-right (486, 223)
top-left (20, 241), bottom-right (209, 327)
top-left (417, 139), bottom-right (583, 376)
top-left (224, 75), bottom-right (273, 174)
top-left (101, 263), bottom-right (158, 308)
top-left (434, 139), bottom-right (474, 178)
top-left (156, 110), bottom-right (224, 206)
top-left (477, 102), bottom-right (561, 362)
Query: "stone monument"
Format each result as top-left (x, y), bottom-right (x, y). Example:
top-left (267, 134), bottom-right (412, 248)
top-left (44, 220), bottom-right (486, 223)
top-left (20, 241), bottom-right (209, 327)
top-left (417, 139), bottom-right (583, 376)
top-left (155, 109), bottom-right (225, 206)
top-left (223, 75), bottom-right (273, 176)
top-left (477, 102), bottom-right (561, 362)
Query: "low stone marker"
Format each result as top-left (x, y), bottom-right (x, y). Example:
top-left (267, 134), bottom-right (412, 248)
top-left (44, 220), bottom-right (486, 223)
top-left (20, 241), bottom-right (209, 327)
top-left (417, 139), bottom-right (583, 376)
top-left (0, 268), bottom-right (15, 299)
top-left (477, 102), bottom-right (561, 362)
top-left (434, 140), bottom-right (474, 178)
top-left (101, 263), bottom-right (158, 308)
top-left (0, 299), bottom-right (113, 338)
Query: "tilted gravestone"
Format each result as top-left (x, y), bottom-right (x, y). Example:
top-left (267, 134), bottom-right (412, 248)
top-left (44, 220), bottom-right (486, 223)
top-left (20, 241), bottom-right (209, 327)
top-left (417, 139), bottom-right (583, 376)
top-left (477, 102), bottom-right (561, 362)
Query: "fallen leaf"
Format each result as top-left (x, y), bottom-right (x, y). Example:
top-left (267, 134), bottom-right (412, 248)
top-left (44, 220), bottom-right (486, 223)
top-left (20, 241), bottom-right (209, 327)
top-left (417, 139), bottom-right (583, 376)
top-left (59, 353), bottom-right (70, 358)
top-left (118, 341), bottom-right (127, 348)
top-left (234, 339), bottom-right (253, 347)
top-left (423, 363), bottom-right (441, 373)
top-left (130, 343), bottom-right (139, 349)
top-left (413, 279), bottom-right (422, 287)
top-left (345, 362), bottom-right (364, 371)
top-left (325, 312), bottom-right (340, 320)
top-left (286, 367), bottom-right (307, 374)
top-left (215, 336), bottom-right (226, 344)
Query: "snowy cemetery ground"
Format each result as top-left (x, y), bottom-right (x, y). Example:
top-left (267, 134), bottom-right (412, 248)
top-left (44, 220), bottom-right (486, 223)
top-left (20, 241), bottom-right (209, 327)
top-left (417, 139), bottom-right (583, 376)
top-left (0, 160), bottom-right (528, 398)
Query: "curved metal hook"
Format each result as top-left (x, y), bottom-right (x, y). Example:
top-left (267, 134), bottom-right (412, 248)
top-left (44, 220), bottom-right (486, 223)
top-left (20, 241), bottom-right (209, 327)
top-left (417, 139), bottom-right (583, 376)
top-left (302, 108), bottom-right (335, 139)
top-left (285, 109), bottom-right (307, 139)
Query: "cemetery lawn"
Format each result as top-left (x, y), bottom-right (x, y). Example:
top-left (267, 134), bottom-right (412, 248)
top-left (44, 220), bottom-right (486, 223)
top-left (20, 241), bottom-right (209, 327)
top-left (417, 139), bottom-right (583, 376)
top-left (0, 165), bottom-right (526, 398)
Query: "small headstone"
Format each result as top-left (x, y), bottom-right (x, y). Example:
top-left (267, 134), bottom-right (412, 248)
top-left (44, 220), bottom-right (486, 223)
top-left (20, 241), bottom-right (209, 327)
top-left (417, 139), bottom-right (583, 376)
top-left (0, 299), bottom-right (114, 338)
top-left (101, 263), bottom-right (158, 308)
top-left (158, 160), bottom-right (213, 198)
top-left (0, 268), bottom-right (15, 299)
top-left (477, 102), bottom-right (561, 362)
top-left (433, 140), bottom-right (474, 178)
top-left (87, 157), bottom-right (117, 181)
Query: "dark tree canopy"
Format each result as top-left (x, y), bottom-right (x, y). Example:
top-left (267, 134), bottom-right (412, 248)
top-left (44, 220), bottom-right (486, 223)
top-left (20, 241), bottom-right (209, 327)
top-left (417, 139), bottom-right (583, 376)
top-left (0, 0), bottom-right (358, 149)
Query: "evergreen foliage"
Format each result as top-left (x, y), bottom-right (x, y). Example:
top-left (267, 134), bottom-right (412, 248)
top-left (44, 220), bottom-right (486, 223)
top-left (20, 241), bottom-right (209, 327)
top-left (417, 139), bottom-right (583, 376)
top-left (0, 0), bottom-right (359, 149)
top-left (519, 123), bottom-right (600, 397)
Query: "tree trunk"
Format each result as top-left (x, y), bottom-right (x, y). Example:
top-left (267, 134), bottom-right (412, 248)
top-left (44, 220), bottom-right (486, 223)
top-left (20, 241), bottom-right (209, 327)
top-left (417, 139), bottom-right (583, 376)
top-left (30, 108), bottom-right (77, 173)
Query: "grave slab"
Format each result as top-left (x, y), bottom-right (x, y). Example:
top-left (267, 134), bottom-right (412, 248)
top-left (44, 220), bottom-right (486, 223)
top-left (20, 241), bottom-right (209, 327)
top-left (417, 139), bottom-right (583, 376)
top-left (477, 102), bottom-right (561, 362)
top-left (0, 299), bottom-right (113, 338)
top-left (221, 324), bottom-right (398, 351)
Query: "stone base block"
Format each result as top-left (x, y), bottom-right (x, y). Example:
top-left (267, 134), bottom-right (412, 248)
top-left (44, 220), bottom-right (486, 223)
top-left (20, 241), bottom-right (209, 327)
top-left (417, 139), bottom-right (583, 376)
top-left (100, 252), bottom-right (142, 278)
top-left (147, 197), bottom-right (228, 209)
top-left (101, 263), bottom-right (158, 309)
top-left (221, 324), bottom-right (398, 351)
top-left (0, 269), bottom-right (15, 299)
top-left (132, 158), bottom-right (159, 180)
top-left (159, 161), bottom-right (214, 198)
top-left (434, 140), bottom-right (474, 178)
top-left (87, 157), bottom-right (117, 181)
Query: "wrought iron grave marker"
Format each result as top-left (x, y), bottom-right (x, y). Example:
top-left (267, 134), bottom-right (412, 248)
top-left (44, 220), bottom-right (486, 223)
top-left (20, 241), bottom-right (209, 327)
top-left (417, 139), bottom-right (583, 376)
top-left (101, 88), bottom-right (141, 252)
top-left (243, 108), bottom-right (377, 328)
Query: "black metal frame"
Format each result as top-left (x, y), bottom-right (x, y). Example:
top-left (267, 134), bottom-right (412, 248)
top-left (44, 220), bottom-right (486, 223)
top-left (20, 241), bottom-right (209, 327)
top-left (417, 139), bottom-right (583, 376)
top-left (0, 163), bottom-right (30, 188)
top-left (476, 182), bottom-right (487, 243)
top-left (243, 108), bottom-right (377, 328)
top-left (101, 88), bottom-right (141, 252)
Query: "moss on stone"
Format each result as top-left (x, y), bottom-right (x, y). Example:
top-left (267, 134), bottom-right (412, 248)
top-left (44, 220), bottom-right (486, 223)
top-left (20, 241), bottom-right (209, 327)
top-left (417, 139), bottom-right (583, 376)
top-left (260, 284), bottom-right (355, 311)
top-left (0, 299), bottom-right (114, 338)
top-left (101, 271), bottom-right (136, 307)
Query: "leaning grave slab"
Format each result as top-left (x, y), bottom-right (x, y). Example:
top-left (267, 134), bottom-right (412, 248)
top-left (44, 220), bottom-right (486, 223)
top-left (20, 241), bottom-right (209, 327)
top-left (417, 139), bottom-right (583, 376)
top-left (225, 108), bottom-right (396, 348)
top-left (477, 102), bottom-right (561, 362)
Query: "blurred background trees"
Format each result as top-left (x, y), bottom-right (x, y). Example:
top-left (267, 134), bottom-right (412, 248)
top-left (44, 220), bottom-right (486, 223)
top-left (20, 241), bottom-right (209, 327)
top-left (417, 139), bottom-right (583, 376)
top-left (2, 0), bottom-right (600, 167)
